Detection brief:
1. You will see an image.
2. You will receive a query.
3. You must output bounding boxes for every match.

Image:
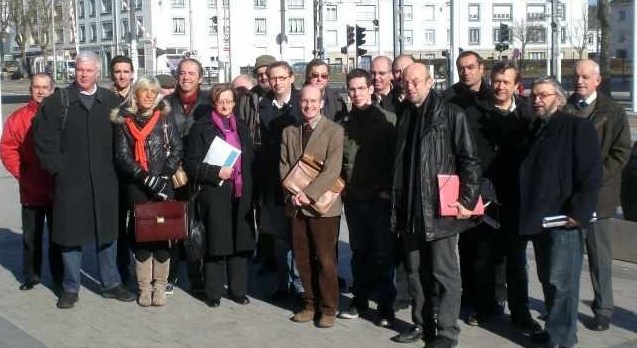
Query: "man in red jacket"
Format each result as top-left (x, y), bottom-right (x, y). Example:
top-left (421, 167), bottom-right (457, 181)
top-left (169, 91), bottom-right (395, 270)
top-left (1, 73), bottom-right (63, 290)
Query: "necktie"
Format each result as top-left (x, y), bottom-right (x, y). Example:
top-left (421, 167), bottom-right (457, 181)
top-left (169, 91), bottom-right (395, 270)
top-left (302, 123), bottom-right (313, 150)
top-left (577, 100), bottom-right (588, 109)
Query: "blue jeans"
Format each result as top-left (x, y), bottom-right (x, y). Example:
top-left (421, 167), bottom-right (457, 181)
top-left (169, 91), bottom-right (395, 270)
top-left (61, 241), bottom-right (122, 294)
top-left (537, 228), bottom-right (585, 347)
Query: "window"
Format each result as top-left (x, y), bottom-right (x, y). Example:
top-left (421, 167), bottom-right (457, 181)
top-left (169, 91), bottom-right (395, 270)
top-left (134, 0), bottom-right (142, 10)
top-left (529, 52), bottom-right (545, 60)
top-left (557, 3), bottom-right (565, 20)
top-left (619, 33), bottom-right (626, 43)
top-left (121, 19), bottom-right (129, 39)
top-left (89, 24), bottom-right (97, 42)
top-left (468, 4), bottom-right (479, 21)
top-left (254, 0), bottom-right (266, 8)
top-left (423, 29), bottom-right (435, 45)
top-left (325, 29), bottom-right (337, 47)
top-left (209, 17), bottom-right (218, 35)
top-left (616, 49), bottom-right (627, 58)
top-left (172, 0), bottom-right (185, 8)
top-left (101, 0), bottom-right (112, 14)
top-left (79, 25), bottom-right (86, 43)
top-left (326, 5), bottom-right (337, 21)
top-left (356, 5), bottom-right (376, 21)
top-left (55, 29), bottom-right (63, 44)
top-left (136, 16), bottom-right (143, 37)
top-left (527, 27), bottom-right (546, 43)
top-left (288, 18), bottom-right (304, 34)
top-left (173, 18), bottom-right (186, 34)
top-left (404, 30), bottom-right (413, 46)
top-left (403, 5), bottom-right (412, 21)
top-left (88, 0), bottom-right (95, 17)
top-left (254, 18), bottom-right (266, 34)
top-left (209, 0), bottom-right (217, 7)
top-left (527, 4), bottom-right (546, 21)
top-left (619, 10), bottom-right (626, 21)
top-left (560, 27), bottom-right (566, 44)
top-left (102, 22), bottom-right (113, 41)
top-left (423, 5), bottom-right (435, 21)
top-left (492, 4), bottom-right (512, 21)
top-left (78, 0), bottom-right (85, 18)
top-left (288, 0), bottom-right (303, 9)
top-left (469, 28), bottom-right (480, 45)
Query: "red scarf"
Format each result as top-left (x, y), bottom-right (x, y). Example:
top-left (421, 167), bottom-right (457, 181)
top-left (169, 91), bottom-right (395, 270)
top-left (179, 91), bottom-right (198, 115)
top-left (125, 109), bottom-right (162, 171)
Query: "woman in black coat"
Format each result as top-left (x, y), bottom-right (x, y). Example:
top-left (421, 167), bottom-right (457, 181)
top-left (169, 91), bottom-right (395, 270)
top-left (184, 84), bottom-right (255, 308)
top-left (112, 75), bottom-right (183, 307)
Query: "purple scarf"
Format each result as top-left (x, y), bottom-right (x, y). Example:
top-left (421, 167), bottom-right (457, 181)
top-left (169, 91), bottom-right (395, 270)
top-left (211, 111), bottom-right (243, 198)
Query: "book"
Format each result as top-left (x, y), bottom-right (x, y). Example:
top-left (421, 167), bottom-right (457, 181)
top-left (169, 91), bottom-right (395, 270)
top-left (437, 174), bottom-right (485, 216)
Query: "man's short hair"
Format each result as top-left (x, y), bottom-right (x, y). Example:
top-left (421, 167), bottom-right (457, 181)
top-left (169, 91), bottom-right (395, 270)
top-left (346, 69), bottom-right (372, 87)
top-left (304, 59), bottom-right (329, 81)
top-left (177, 58), bottom-right (203, 78)
top-left (456, 51), bottom-right (484, 66)
top-left (109, 55), bottom-right (134, 76)
top-left (268, 61), bottom-right (293, 77)
top-left (490, 61), bottom-right (520, 84)
top-left (75, 51), bottom-right (101, 71)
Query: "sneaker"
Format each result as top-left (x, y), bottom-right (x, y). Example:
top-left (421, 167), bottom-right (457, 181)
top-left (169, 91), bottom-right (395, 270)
top-left (338, 304), bottom-right (360, 319)
top-left (56, 291), bottom-right (78, 309)
top-left (165, 282), bottom-right (174, 295)
top-left (101, 285), bottom-right (136, 302)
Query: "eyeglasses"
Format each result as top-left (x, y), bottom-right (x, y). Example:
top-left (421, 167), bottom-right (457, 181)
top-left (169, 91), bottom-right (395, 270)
top-left (531, 93), bottom-right (557, 101)
top-left (310, 73), bottom-right (329, 79)
top-left (268, 76), bottom-right (289, 82)
top-left (215, 100), bottom-right (235, 106)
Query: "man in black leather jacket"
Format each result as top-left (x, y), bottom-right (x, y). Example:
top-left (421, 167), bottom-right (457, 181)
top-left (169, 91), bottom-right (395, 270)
top-left (391, 63), bottom-right (481, 348)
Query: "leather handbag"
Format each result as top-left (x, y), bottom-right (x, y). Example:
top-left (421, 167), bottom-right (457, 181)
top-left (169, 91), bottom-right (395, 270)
top-left (282, 153), bottom-right (345, 215)
top-left (133, 200), bottom-right (188, 242)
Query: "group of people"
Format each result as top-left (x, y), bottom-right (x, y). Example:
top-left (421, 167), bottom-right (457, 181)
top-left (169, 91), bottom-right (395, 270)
top-left (0, 49), bottom-right (633, 348)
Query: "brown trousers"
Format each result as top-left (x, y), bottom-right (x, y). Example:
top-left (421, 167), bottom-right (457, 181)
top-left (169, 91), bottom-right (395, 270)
top-left (291, 212), bottom-right (340, 316)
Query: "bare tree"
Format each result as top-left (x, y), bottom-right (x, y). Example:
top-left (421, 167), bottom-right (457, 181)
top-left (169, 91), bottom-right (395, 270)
top-left (511, 19), bottom-right (532, 70)
top-left (597, 0), bottom-right (611, 94)
top-left (0, 0), bottom-right (10, 69)
top-left (568, 6), bottom-right (590, 59)
top-left (29, 0), bottom-right (53, 73)
top-left (9, 0), bottom-right (36, 76)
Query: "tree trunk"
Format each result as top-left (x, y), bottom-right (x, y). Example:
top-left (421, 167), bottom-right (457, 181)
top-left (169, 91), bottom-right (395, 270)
top-left (597, 0), bottom-right (612, 95)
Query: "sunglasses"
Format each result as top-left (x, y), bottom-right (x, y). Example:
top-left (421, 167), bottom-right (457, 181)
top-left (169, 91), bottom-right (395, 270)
top-left (310, 73), bottom-right (329, 79)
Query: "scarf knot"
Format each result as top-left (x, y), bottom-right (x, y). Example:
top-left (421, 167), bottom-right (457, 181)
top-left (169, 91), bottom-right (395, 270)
top-left (125, 109), bottom-right (162, 172)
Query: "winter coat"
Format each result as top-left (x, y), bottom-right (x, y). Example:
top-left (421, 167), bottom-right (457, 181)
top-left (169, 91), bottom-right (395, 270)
top-left (391, 91), bottom-right (482, 242)
top-left (165, 89), bottom-right (210, 140)
top-left (184, 105), bottom-right (255, 256)
top-left (563, 93), bottom-right (632, 218)
top-left (33, 84), bottom-right (121, 247)
top-left (1, 100), bottom-right (54, 206)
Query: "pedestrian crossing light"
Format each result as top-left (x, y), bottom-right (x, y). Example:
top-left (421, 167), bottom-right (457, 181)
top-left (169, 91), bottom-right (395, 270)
top-left (499, 23), bottom-right (510, 43)
top-left (346, 25), bottom-right (355, 46)
top-left (356, 25), bottom-right (366, 47)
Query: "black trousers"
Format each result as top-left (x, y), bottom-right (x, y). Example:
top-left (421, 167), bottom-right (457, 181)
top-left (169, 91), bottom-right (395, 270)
top-left (403, 233), bottom-right (461, 343)
top-left (204, 252), bottom-right (251, 300)
top-left (21, 205), bottom-right (63, 285)
top-left (116, 181), bottom-right (131, 281)
top-left (504, 233), bottom-right (547, 319)
top-left (169, 185), bottom-right (204, 289)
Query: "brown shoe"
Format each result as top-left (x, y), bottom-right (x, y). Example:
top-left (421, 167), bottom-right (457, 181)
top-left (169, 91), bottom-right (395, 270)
top-left (318, 314), bottom-right (336, 328)
top-left (292, 309), bottom-right (315, 323)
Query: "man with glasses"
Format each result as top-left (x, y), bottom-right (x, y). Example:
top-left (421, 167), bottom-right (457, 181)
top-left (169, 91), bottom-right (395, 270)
top-left (304, 59), bottom-right (346, 122)
top-left (392, 62), bottom-right (481, 348)
top-left (370, 56), bottom-right (398, 113)
top-left (258, 61), bottom-right (304, 300)
top-left (562, 59), bottom-right (631, 332)
top-left (522, 78), bottom-right (601, 348)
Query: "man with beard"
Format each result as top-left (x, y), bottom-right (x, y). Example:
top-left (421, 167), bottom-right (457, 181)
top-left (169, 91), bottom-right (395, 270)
top-left (523, 77), bottom-right (601, 348)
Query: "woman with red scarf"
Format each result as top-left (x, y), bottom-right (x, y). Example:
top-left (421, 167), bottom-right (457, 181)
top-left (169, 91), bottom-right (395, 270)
top-left (184, 84), bottom-right (255, 308)
top-left (111, 75), bottom-right (183, 307)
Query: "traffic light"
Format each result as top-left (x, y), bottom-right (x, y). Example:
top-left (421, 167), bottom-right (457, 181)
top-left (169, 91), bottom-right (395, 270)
top-left (346, 25), bottom-right (355, 46)
top-left (355, 25), bottom-right (366, 47)
top-left (340, 46), bottom-right (348, 54)
top-left (495, 43), bottom-right (509, 52)
top-left (499, 23), bottom-right (510, 43)
top-left (357, 48), bottom-right (367, 57)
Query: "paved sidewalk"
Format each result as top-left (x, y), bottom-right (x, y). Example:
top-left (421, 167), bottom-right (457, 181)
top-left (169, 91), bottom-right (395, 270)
top-left (0, 168), bottom-right (635, 348)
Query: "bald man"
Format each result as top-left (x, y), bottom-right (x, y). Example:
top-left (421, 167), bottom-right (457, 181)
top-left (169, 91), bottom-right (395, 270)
top-left (562, 59), bottom-right (631, 332)
top-left (391, 63), bottom-right (481, 348)
top-left (370, 56), bottom-right (398, 113)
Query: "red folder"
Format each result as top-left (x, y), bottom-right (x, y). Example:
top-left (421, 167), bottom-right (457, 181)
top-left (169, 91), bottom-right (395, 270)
top-left (437, 174), bottom-right (485, 216)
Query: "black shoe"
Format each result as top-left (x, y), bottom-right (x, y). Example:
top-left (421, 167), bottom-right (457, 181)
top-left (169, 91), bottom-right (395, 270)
top-left (232, 295), bottom-right (250, 305)
top-left (590, 315), bottom-right (610, 331)
top-left (206, 298), bottom-right (221, 308)
top-left (512, 314), bottom-right (543, 333)
top-left (56, 291), bottom-right (78, 309)
top-left (338, 304), bottom-right (361, 319)
top-left (101, 285), bottom-right (136, 302)
top-left (270, 288), bottom-right (289, 301)
top-left (426, 336), bottom-right (457, 348)
top-left (377, 317), bottom-right (393, 328)
top-left (390, 325), bottom-right (423, 343)
top-left (530, 330), bottom-right (550, 344)
top-left (19, 279), bottom-right (40, 291)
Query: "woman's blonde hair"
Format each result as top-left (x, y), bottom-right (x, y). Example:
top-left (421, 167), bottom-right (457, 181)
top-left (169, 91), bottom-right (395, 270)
top-left (122, 75), bottom-right (163, 116)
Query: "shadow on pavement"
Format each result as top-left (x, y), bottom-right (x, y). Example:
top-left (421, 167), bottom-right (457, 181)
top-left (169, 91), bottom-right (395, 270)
top-left (0, 228), bottom-right (23, 284)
